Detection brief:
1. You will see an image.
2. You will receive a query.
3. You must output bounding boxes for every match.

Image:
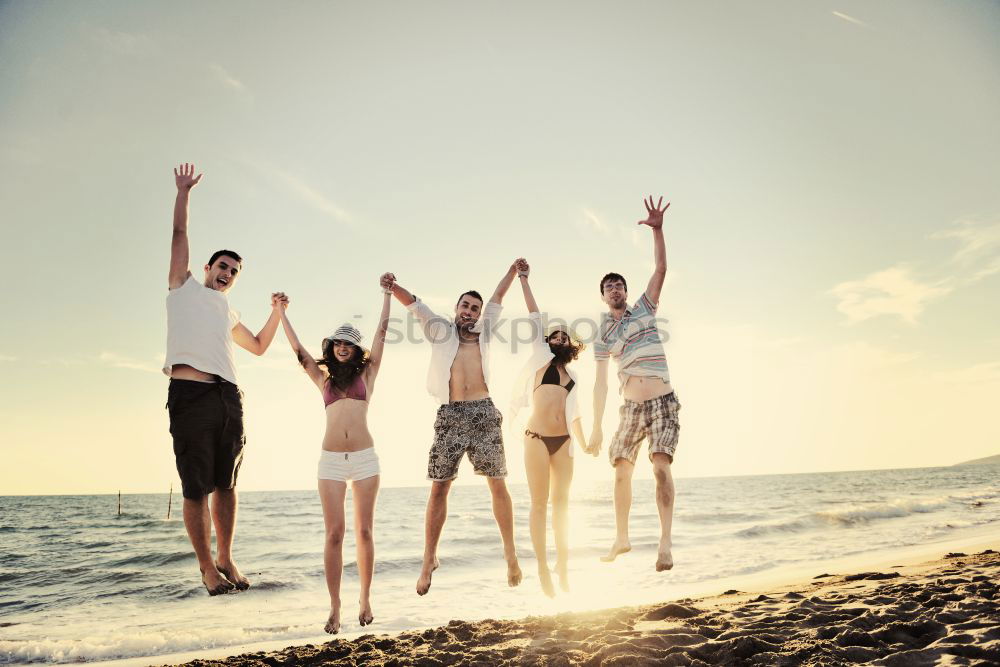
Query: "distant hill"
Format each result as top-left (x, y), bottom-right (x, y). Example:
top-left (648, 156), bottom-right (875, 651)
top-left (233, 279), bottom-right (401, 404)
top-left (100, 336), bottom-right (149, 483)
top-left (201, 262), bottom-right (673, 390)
top-left (954, 454), bottom-right (1000, 466)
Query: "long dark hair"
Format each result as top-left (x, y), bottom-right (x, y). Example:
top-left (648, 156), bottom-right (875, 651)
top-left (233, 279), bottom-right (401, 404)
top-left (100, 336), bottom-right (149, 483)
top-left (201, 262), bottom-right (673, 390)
top-left (315, 343), bottom-right (370, 392)
top-left (547, 333), bottom-right (584, 365)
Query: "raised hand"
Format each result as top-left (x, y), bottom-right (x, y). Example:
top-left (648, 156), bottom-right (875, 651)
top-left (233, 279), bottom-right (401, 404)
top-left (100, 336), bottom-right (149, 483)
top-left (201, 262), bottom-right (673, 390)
top-left (637, 195), bottom-right (670, 230)
top-left (379, 272), bottom-right (396, 291)
top-left (515, 258), bottom-right (530, 278)
top-left (271, 292), bottom-right (289, 311)
top-left (174, 163), bottom-right (203, 192)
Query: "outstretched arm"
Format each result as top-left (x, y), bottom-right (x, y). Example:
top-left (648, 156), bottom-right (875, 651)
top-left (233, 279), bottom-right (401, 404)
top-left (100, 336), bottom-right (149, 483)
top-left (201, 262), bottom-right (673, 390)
top-left (488, 259), bottom-right (522, 305)
top-left (516, 259), bottom-right (539, 313)
top-left (366, 274), bottom-right (394, 381)
top-left (169, 163), bottom-right (203, 289)
top-left (387, 275), bottom-right (416, 307)
top-left (232, 292), bottom-right (288, 356)
top-left (277, 302), bottom-right (326, 389)
top-left (637, 195), bottom-right (670, 304)
top-left (589, 359), bottom-right (609, 454)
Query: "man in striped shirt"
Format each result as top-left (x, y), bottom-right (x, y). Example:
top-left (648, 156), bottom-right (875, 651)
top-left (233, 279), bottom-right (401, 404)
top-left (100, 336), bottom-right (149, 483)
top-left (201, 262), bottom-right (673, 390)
top-left (590, 195), bottom-right (681, 572)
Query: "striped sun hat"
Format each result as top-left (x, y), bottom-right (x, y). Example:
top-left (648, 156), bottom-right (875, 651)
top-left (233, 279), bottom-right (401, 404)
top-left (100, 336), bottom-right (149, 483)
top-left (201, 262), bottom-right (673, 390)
top-left (322, 323), bottom-right (368, 355)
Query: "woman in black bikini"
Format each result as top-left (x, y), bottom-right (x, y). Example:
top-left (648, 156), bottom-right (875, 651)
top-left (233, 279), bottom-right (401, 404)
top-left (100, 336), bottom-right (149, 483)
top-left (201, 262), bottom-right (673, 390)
top-left (510, 259), bottom-right (594, 596)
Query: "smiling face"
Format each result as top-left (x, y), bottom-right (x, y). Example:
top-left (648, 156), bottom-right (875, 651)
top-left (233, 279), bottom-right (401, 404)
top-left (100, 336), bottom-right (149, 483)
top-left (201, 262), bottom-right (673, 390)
top-left (331, 340), bottom-right (358, 363)
top-left (601, 277), bottom-right (627, 310)
top-left (203, 255), bottom-right (241, 292)
top-left (454, 293), bottom-right (483, 332)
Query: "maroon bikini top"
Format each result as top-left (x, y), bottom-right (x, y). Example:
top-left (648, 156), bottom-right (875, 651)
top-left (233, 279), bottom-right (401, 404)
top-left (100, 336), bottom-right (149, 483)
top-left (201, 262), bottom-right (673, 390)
top-left (322, 374), bottom-right (367, 407)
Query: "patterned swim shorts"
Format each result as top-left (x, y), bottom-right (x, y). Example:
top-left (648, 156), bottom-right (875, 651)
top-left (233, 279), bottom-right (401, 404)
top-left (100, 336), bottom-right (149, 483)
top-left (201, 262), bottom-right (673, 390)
top-left (428, 397), bottom-right (507, 481)
top-left (608, 392), bottom-right (681, 466)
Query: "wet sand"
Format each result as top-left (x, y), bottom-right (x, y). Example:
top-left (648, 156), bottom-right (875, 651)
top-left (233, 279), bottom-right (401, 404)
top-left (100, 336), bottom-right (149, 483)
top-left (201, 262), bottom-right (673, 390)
top-left (163, 547), bottom-right (999, 666)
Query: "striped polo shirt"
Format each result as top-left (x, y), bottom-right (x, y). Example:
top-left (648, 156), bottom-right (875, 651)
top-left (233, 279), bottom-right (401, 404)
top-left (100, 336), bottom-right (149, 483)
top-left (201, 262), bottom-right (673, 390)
top-left (594, 291), bottom-right (670, 392)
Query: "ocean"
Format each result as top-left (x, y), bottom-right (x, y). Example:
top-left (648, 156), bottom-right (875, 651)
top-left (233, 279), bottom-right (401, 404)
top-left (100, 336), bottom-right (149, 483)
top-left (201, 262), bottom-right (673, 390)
top-left (2, 464), bottom-right (998, 665)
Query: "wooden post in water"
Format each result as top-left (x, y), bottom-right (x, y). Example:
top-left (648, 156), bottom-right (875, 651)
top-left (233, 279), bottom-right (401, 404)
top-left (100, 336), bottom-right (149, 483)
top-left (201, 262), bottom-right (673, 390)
top-left (167, 484), bottom-right (173, 520)
top-left (117, 491), bottom-right (121, 516)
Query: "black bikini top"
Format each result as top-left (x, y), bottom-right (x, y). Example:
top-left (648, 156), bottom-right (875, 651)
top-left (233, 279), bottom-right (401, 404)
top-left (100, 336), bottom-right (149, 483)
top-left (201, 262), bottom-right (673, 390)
top-left (537, 361), bottom-right (575, 393)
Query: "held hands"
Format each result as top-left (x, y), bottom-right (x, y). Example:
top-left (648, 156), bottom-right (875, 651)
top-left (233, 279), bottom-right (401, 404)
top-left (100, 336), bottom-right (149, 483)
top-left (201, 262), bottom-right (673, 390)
top-left (271, 292), bottom-right (289, 311)
top-left (515, 258), bottom-right (530, 278)
top-left (638, 195), bottom-right (670, 230)
top-left (379, 272), bottom-right (396, 292)
top-left (588, 428), bottom-right (603, 457)
top-left (174, 163), bottom-right (203, 192)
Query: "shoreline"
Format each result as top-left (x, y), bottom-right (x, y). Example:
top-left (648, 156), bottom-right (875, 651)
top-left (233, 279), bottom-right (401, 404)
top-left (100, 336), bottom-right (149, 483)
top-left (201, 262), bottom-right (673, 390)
top-left (125, 533), bottom-right (1000, 667)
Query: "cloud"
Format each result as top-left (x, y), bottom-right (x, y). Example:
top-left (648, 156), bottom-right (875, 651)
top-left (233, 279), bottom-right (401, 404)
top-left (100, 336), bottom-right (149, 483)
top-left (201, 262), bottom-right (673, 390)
top-left (829, 265), bottom-right (951, 325)
top-left (0, 354), bottom-right (16, 362)
top-left (832, 11), bottom-right (872, 29)
top-left (247, 160), bottom-right (352, 224)
top-left (934, 361), bottom-right (1000, 386)
top-left (211, 64), bottom-right (246, 92)
top-left (578, 208), bottom-right (646, 249)
top-left (99, 352), bottom-right (161, 374)
top-left (82, 23), bottom-right (154, 55)
top-left (579, 208), bottom-right (607, 234)
top-left (931, 220), bottom-right (1000, 283)
top-left (832, 340), bottom-right (919, 367)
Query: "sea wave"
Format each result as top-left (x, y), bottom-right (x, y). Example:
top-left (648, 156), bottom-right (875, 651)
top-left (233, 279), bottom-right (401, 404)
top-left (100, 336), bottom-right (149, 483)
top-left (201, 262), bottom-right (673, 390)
top-left (735, 496), bottom-right (954, 538)
top-left (0, 624), bottom-right (315, 665)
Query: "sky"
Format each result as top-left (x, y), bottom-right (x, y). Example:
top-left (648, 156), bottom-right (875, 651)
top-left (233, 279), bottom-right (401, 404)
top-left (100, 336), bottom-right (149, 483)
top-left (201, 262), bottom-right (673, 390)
top-left (1, 1), bottom-right (998, 495)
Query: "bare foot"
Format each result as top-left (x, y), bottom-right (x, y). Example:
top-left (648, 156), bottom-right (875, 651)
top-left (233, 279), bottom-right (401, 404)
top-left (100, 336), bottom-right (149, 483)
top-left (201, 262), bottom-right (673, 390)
top-left (600, 540), bottom-right (631, 562)
top-left (656, 540), bottom-right (674, 571)
top-left (215, 560), bottom-right (250, 591)
top-left (416, 557), bottom-right (439, 596)
top-left (537, 565), bottom-right (555, 598)
top-left (358, 597), bottom-right (374, 626)
top-left (324, 606), bottom-right (341, 634)
top-left (201, 567), bottom-right (235, 596)
top-left (555, 560), bottom-right (570, 592)
top-left (507, 556), bottom-right (522, 588)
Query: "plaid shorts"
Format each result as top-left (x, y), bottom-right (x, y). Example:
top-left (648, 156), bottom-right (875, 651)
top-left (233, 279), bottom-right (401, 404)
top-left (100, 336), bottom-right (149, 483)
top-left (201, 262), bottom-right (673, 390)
top-left (608, 392), bottom-right (681, 466)
top-left (428, 397), bottom-right (507, 481)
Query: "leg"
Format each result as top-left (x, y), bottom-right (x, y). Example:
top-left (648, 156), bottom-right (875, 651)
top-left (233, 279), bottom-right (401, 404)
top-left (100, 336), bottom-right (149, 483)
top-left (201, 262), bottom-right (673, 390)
top-left (652, 453), bottom-right (675, 571)
top-left (351, 475), bottom-right (380, 625)
top-left (417, 479), bottom-right (452, 595)
top-left (549, 444), bottom-right (574, 591)
top-left (168, 381), bottom-right (232, 594)
top-left (212, 488), bottom-right (249, 589)
top-left (318, 479), bottom-right (348, 633)
top-left (213, 384), bottom-right (248, 588)
top-left (183, 494), bottom-right (233, 595)
top-left (486, 477), bottom-right (522, 587)
top-left (523, 436), bottom-right (554, 597)
top-left (602, 459), bottom-right (635, 561)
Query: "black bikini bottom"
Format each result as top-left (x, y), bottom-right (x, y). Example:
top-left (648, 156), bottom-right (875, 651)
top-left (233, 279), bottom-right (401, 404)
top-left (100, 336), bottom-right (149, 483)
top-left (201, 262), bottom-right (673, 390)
top-left (525, 429), bottom-right (570, 456)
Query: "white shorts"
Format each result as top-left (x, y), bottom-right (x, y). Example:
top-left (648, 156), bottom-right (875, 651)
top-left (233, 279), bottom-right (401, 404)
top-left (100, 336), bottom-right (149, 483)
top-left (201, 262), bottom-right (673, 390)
top-left (317, 447), bottom-right (380, 482)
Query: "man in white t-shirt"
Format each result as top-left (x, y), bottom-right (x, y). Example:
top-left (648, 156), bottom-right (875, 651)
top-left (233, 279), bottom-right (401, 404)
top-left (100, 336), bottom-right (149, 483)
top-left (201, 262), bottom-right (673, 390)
top-left (163, 163), bottom-right (287, 596)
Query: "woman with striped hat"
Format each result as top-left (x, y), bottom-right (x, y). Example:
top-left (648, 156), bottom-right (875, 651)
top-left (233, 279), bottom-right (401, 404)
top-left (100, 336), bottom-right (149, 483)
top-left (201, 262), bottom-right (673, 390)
top-left (277, 273), bottom-right (394, 634)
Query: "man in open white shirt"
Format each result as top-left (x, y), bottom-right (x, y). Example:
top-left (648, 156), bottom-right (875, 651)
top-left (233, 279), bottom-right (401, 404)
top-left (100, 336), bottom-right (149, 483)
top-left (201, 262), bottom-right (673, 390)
top-left (163, 163), bottom-right (287, 596)
top-left (387, 262), bottom-right (523, 595)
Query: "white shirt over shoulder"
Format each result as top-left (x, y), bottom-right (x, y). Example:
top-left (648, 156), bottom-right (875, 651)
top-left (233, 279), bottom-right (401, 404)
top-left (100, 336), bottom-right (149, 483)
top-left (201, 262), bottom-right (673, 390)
top-left (163, 275), bottom-right (241, 384)
top-left (509, 312), bottom-right (582, 457)
top-left (406, 297), bottom-right (503, 405)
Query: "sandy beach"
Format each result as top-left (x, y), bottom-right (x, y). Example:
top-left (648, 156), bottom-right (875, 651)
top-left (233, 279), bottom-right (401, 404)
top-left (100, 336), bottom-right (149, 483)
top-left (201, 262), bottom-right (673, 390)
top-left (160, 546), bottom-right (999, 666)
